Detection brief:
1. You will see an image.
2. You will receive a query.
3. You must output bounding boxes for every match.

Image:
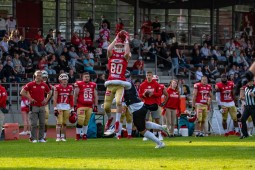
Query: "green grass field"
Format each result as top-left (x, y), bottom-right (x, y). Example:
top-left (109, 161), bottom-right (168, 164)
top-left (0, 136), bottom-right (254, 170)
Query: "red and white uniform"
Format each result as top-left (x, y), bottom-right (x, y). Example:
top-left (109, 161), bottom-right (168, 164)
top-left (165, 88), bottom-right (180, 110)
top-left (157, 84), bottom-right (165, 105)
top-left (21, 96), bottom-right (30, 112)
top-left (54, 84), bottom-right (74, 110)
top-left (139, 79), bottom-right (161, 105)
top-left (0, 85), bottom-right (8, 109)
top-left (194, 83), bottom-right (212, 105)
top-left (74, 81), bottom-right (96, 108)
top-left (99, 28), bottom-right (110, 41)
top-left (104, 51), bottom-right (131, 89)
top-left (216, 81), bottom-right (235, 107)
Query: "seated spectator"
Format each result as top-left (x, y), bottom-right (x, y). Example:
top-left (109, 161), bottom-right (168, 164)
top-left (132, 56), bottom-right (145, 75)
top-left (68, 69), bottom-right (76, 83)
top-left (0, 64), bottom-right (4, 80)
top-left (195, 66), bottom-right (203, 82)
top-left (38, 55), bottom-right (56, 75)
top-left (159, 42), bottom-right (169, 66)
top-left (71, 32), bottom-right (81, 49)
top-left (203, 65), bottom-right (213, 81)
top-left (8, 35), bottom-right (19, 56)
top-left (48, 54), bottom-right (58, 73)
top-left (58, 55), bottom-right (70, 72)
top-left (18, 35), bottom-right (31, 55)
top-left (45, 38), bottom-right (56, 55)
top-left (45, 29), bottom-right (53, 45)
top-left (3, 55), bottom-right (13, 67)
top-left (69, 46), bottom-right (81, 70)
top-left (61, 47), bottom-right (71, 61)
top-left (13, 53), bottom-right (25, 74)
top-left (33, 39), bottom-right (47, 58)
top-left (148, 43), bottom-right (158, 61)
top-left (20, 54), bottom-right (33, 73)
top-left (238, 52), bottom-right (249, 67)
top-left (2, 60), bottom-right (21, 82)
top-left (131, 33), bottom-right (143, 54)
top-left (179, 50), bottom-right (191, 71)
top-left (212, 45), bottom-right (226, 62)
top-left (96, 74), bottom-right (106, 91)
top-left (228, 64), bottom-right (239, 76)
top-left (134, 79), bottom-right (141, 91)
top-left (83, 32), bottom-right (94, 52)
top-left (55, 31), bottom-right (65, 44)
top-left (9, 30), bottom-right (20, 43)
top-left (233, 73), bottom-right (240, 84)
top-left (203, 35), bottom-right (212, 46)
top-left (200, 42), bottom-right (211, 59)
top-left (208, 45), bottom-right (216, 60)
top-left (83, 53), bottom-right (96, 74)
top-left (155, 34), bottom-right (163, 49)
top-left (191, 43), bottom-right (199, 56)
top-left (79, 39), bottom-right (88, 55)
top-left (55, 39), bottom-right (64, 58)
top-left (0, 35), bottom-right (9, 57)
top-left (34, 29), bottom-right (44, 41)
top-left (147, 34), bottom-right (155, 47)
top-left (208, 58), bottom-right (219, 78)
top-left (224, 38), bottom-right (235, 54)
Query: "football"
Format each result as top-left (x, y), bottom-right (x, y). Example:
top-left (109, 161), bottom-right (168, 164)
top-left (118, 30), bottom-right (128, 42)
top-left (144, 90), bottom-right (151, 97)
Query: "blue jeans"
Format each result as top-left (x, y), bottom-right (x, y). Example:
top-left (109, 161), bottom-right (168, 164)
top-left (84, 69), bottom-right (96, 75)
top-left (171, 58), bottom-right (179, 75)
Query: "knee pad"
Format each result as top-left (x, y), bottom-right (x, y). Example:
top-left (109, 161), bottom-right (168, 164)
top-left (76, 124), bottom-right (83, 128)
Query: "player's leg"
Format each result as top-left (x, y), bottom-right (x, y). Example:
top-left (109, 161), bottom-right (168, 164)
top-left (44, 104), bottom-right (50, 139)
top-left (229, 106), bottom-right (240, 136)
top-left (195, 105), bottom-right (203, 136)
top-left (200, 106), bottom-right (208, 136)
top-left (116, 112), bottom-right (125, 139)
top-left (125, 109), bottom-right (133, 139)
top-left (20, 111), bottom-right (28, 135)
top-left (114, 86), bottom-right (125, 133)
top-left (165, 108), bottom-right (173, 135)
top-left (104, 85), bottom-right (116, 131)
top-left (61, 110), bottom-right (70, 141)
top-left (56, 110), bottom-right (63, 142)
top-left (221, 106), bottom-right (229, 136)
top-left (247, 116), bottom-right (254, 136)
top-left (83, 107), bottom-right (93, 140)
top-left (76, 107), bottom-right (85, 141)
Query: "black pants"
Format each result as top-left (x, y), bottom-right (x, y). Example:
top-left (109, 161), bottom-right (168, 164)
top-left (133, 106), bottom-right (148, 132)
top-left (241, 106), bottom-right (255, 137)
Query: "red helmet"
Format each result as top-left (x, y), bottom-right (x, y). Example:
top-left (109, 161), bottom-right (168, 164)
top-left (69, 112), bottom-right (77, 124)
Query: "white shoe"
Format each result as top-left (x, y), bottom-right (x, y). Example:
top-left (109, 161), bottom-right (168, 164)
top-left (56, 138), bottom-right (61, 142)
top-left (143, 137), bottom-right (148, 141)
top-left (32, 140), bottom-right (37, 143)
top-left (61, 138), bottom-right (67, 142)
top-left (155, 142), bottom-right (165, 149)
top-left (19, 131), bottom-right (27, 135)
top-left (158, 133), bottom-right (163, 141)
top-left (26, 131), bottom-right (31, 135)
top-left (38, 139), bottom-right (47, 143)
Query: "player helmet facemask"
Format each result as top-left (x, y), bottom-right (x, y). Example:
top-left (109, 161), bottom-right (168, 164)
top-left (59, 73), bottom-right (69, 81)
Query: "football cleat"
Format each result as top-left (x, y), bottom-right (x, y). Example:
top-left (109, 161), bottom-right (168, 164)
top-left (75, 134), bottom-right (80, 141)
top-left (105, 117), bottom-right (113, 132)
top-left (114, 121), bottom-right (120, 133)
top-left (19, 131), bottom-right (27, 135)
top-left (117, 135), bottom-right (121, 140)
top-left (240, 135), bottom-right (248, 139)
top-left (143, 137), bottom-right (148, 141)
top-left (155, 142), bottom-right (165, 149)
top-left (38, 139), bottom-right (47, 143)
top-left (224, 132), bottom-right (229, 137)
top-left (235, 132), bottom-right (241, 137)
top-left (228, 131), bottom-right (235, 135)
top-left (61, 138), bottom-right (66, 142)
top-left (82, 134), bottom-right (87, 140)
top-left (127, 135), bottom-right (132, 139)
top-left (56, 138), bottom-right (61, 142)
top-left (31, 140), bottom-right (37, 143)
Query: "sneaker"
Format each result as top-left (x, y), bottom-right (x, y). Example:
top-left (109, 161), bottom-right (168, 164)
top-left (105, 117), bottom-right (113, 132)
top-left (155, 142), bottom-right (165, 149)
top-left (161, 127), bottom-right (170, 137)
top-left (235, 132), bottom-right (241, 136)
top-left (31, 140), bottom-right (37, 143)
top-left (61, 138), bottom-right (66, 142)
top-left (19, 131), bottom-right (27, 135)
top-left (75, 134), bottom-right (80, 141)
top-left (229, 131), bottom-right (235, 135)
top-left (117, 135), bottom-right (121, 140)
top-left (224, 132), bottom-right (229, 137)
top-left (26, 131), bottom-right (31, 135)
top-left (127, 135), bottom-right (132, 139)
top-left (82, 134), bottom-right (87, 140)
top-left (38, 139), bottom-right (47, 143)
top-left (56, 138), bottom-right (61, 142)
top-left (143, 137), bottom-right (148, 141)
top-left (240, 135), bottom-right (248, 139)
top-left (114, 121), bottom-right (120, 133)
top-left (199, 133), bottom-right (204, 137)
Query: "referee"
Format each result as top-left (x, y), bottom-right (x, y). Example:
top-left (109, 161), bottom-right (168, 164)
top-left (241, 79), bottom-right (255, 139)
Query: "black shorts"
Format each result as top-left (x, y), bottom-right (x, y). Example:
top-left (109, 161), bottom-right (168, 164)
top-left (132, 105), bottom-right (148, 132)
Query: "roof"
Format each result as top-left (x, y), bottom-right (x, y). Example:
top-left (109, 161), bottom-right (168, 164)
top-left (121, 0), bottom-right (255, 9)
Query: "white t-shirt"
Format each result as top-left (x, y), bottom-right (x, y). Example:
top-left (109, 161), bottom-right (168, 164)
top-left (6, 19), bottom-right (16, 32)
top-left (0, 18), bottom-right (7, 30)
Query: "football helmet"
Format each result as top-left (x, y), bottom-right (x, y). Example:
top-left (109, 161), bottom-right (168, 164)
top-left (114, 39), bottom-right (125, 53)
top-left (152, 75), bottom-right (160, 83)
top-left (69, 111), bottom-right (77, 124)
top-left (41, 70), bottom-right (48, 78)
top-left (59, 73), bottom-right (69, 80)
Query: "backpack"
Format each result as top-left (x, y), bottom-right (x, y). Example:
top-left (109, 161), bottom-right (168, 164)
top-left (96, 123), bottom-right (103, 138)
top-left (87, 113), bottom-right (97, 138)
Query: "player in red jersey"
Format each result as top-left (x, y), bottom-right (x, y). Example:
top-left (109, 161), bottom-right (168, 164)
top-left (74, 72), bottom-right (98, 140)
top-left (53, 73), bottom-right (74, 142)
top-left (215, 74), bottom-right (240, 136)
top-left (103, 30), bottom-right (131, 133)
top-left (192, 76), bottom-right (213, 137)
top-left (0, 84), bottom-right (8, 139)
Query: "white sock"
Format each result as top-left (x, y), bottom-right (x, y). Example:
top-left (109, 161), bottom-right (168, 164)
top-left (57, 134), bottom-right (60, 138)
top-left (247, 121), bottom-right (253, 129)
top-left (224, 129), bottom-right (228, 133)
top-left (61, 134), bottom-right (65, 138)
top-left (44, 132), bottom-right (47, 138)
top-left (235, 127), bottom-right (239, 132)
top-left (146, 121), bottom-right (163, 131)
top-left (83, 126), bottom-right (88, 135)
top-left (143, 130), bottom-right (161, 145)
top-left (76, 128), bottom-right (82, 134)
top-left (117, 123), bottom-right (123, 136)
top-left (126, 123), bottom-right (132, 135)
top-left (116, 112), bottom-right (121, 122)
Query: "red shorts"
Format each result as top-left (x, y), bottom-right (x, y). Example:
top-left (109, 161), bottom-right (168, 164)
top-left (21, 107), bottom-right (29, 113)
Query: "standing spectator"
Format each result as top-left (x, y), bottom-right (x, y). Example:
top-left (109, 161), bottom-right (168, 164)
top-left (132, 56), bottom-right (145, 75)
top-left (115, 18), bottom-right (124, 36)
top-left (100, 15), bottom-right (110, 30)
top-left (96, 74), bottom-right (106, 91)
top-left (0, 83), bottom-right (8, 140)
top-left (20, 70), bottom-right (51, 143)
top-left (148, 43), bottom-right (158, 61)
top-left (84, 17), bottom-right (95, 41)
top-left (74, 72), bottom-right (98, 140)
top-left (83, 53), bottom-right (96, 74)
top-left (152, 16), bottom-right (161, 36)
top-left (99, 23), bottom-right (110, 42)
top-left (141, 16), bottom-right (152, 39)
top-left (0, 16), bottom-right (7, 38)
top-left (6, 16), bottom-right (17, 32)
top-left (170, 42), bottom-right (181, 75)
top-left (45, 29), bottom-right (53, 45)
top-left (0, 35), bottom-right (9, 57)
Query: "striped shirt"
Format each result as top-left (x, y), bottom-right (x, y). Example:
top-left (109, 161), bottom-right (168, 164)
top-left (244, 86), bottom-right (255, 106)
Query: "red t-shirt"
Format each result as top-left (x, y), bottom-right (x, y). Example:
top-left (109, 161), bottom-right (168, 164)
top-left (194, 83), bottom-right (212, 105)
top-left (216, 81), bottom-right (234, 103)
top-left (0, 85), bottom-right (7, 109)
top-left (132, 60), bottom-right (144, 70)
top-left (165, 87), bottom-right (180, 110)
top-left (141, 21), bottom-right (152, 34)
top-left (54, 84), bottom-right (74, 106)
top-left (24, 81), bottom-right (50, 107)
top-left (83, 37), bottom-right (93, 47)
top-left (74, 81), bottom-right (96, 108)
top-left (71, 36), bottom-right (81, 46)
top-left (139, 79), bottom-right (161, 105)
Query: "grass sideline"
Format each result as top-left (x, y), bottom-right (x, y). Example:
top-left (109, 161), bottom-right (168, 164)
top-left (0, 136), bottom-right (254, 170)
